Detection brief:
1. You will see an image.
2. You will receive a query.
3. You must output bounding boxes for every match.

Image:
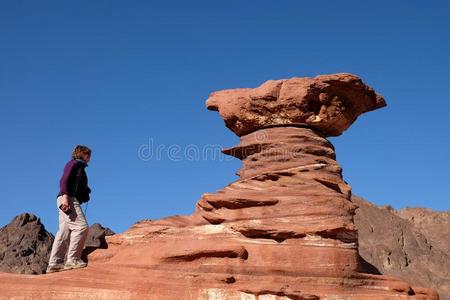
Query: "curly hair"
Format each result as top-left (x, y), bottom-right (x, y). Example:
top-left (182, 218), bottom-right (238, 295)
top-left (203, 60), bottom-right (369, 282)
top-left (71, 145), bottom-right (92, 160)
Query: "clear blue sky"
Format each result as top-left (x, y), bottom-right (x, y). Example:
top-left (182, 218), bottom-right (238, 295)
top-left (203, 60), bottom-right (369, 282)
top-left (1, 1), bottom-right (449, 235)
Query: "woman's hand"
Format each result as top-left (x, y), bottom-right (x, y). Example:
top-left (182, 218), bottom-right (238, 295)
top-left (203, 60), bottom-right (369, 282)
top-left (60, 194), bottom-right (70, 211)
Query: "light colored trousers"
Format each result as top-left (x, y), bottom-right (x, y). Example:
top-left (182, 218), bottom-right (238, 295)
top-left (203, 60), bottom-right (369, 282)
top-left (48, 195), bottom-right (89, 265)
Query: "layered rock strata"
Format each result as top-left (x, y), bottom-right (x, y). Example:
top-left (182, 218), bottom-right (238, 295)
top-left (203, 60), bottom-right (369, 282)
top-left (0, 74), bottom-right (438, 299)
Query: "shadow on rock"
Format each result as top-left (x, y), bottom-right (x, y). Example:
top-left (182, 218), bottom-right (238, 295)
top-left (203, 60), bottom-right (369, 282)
top-left (357, 254), bottom-right (382, 275)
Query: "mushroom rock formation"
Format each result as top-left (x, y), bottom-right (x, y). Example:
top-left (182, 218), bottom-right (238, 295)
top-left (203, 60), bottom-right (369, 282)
top-left (0, 74), bottom-right (439, 299)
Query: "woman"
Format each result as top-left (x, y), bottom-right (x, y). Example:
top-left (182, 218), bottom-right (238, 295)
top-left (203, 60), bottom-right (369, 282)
top-left (46, 145), bottom-right (92, 273)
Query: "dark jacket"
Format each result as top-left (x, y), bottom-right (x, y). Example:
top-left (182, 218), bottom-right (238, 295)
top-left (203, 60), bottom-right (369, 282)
top-left (57, 159), bottom-right (91, 203)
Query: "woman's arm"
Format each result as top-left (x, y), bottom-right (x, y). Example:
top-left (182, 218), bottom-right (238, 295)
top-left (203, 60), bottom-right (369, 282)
top-left (59, 160), bottom-right (78, 196)
top-left (58, 160), bottom-right (80, 211)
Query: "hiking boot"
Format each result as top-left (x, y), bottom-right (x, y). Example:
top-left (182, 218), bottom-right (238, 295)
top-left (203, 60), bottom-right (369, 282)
top-left (46, 263), bottom-right (64, 273)
top-left (64, 259), bottom-right (87, 270)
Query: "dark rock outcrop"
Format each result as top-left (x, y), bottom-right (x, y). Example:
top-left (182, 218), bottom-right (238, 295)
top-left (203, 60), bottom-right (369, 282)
top-left (84, 223), bottom-right (115, 249)
top-left (354, 196), bottom-right (450, 300)
top-left (82, 223), bottom-right (115, 262)
top-left (0, 213), bottom-right (53, 274)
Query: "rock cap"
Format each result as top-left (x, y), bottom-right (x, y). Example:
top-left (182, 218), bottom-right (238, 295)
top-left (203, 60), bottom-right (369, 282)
top-left (206, 73), bottom-right (386, 136)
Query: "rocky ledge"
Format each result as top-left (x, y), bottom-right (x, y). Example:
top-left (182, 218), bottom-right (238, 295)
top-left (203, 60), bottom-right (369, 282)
top-left (0, 214), bottom-right (115, 275)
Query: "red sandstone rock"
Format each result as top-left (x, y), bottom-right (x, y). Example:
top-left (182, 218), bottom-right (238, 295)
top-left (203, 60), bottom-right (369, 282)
top-left (0, 74), bottom-right (438, 299)
top-left (206, 73), bottom-right (386, 137)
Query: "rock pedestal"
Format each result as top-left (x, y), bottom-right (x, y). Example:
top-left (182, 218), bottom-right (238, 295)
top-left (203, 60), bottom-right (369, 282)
top-left (0, 74), bottom-right (438, 299)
